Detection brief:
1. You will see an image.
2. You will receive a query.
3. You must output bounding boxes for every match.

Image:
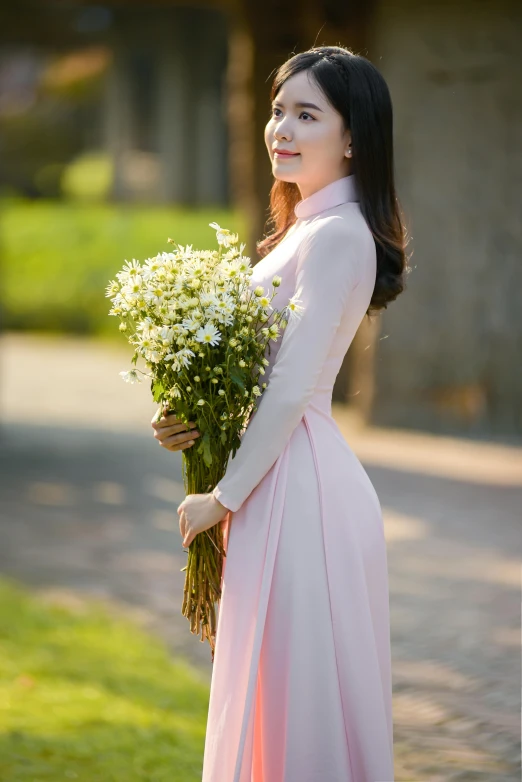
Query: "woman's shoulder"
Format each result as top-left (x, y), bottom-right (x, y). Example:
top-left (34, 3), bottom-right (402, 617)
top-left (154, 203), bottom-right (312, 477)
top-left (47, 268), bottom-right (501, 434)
top-left (297, 203), bottom-right (375, 257)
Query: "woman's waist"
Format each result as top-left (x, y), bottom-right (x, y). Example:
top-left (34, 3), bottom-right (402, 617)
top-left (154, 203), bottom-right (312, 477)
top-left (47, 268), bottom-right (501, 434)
top-left (307, 388), bottom-right (334, 416)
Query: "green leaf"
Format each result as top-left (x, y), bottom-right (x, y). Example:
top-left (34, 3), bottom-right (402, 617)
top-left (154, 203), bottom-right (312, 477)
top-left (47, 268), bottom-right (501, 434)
top-left (220, 430), bottom-right (226, 445)
top-left (151, 379), bottom-right (164, 403)
top-left (229, 365), bottom-right (245, 391)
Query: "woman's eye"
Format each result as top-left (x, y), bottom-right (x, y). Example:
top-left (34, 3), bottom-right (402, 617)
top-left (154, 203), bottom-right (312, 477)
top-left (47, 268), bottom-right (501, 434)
top-left (270, 108), bottom-right (314, 120)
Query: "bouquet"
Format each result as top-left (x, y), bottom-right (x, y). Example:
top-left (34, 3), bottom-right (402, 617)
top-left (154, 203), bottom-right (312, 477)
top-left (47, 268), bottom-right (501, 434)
top-left (106, 222), bottom-right (300, 657)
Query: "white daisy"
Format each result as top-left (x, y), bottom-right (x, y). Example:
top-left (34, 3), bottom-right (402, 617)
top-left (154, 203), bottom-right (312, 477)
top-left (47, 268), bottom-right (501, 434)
top-left (121, 275), bottom-right (143, 296)
top-left (145, 349), bottom-right (162, 364)
top-left (158, 325), bottom-right (174, 344)
top-left (285, 295), bottom-right (304, 320)
top-left (175, 348), bottom-right (196, 369)
top-left (120, 259), bottom-right (142, 277)
top-left (136, 316), bottom-right (156, 336)
top-left (182, 315), bottom-right (203, 333)
top-left (105, 279), bottom-right (120, 298)
top-left (209, 222), bottom-right (238, 248)
top-left (119, 369), bottom-right (142, 384)
top-left (200, 292), bottom-right (220, 309)
top-left (195, 323), bottom-right (222, 346)
top-left (141, 256), bottom-right (163, 281)
top-left (143, 286), bottom-right (166, 307)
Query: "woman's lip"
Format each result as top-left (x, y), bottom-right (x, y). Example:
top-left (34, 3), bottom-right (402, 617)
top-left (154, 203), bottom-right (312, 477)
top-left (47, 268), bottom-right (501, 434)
top-left (274, 151), bottom-right (300, 157)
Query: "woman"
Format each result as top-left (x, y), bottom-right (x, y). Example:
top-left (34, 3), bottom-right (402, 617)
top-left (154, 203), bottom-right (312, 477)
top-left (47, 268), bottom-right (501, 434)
top-left (152, 45), bottom-right (407, 782)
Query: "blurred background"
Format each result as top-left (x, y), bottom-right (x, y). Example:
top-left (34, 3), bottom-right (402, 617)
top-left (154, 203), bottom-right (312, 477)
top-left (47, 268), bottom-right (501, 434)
top-left (0, 1), bottom-right (520, 780)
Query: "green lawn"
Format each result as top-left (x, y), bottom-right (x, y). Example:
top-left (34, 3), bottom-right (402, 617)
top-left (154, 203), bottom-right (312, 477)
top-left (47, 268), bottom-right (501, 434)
top-left (0, 198), bottom-right (247, 337)
top-left (0, 577), bottom-right (210, 781)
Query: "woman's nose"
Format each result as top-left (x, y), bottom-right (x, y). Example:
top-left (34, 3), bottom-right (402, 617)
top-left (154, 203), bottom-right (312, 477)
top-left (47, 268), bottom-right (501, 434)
top-left (274, 122), bottom-right (292, 141)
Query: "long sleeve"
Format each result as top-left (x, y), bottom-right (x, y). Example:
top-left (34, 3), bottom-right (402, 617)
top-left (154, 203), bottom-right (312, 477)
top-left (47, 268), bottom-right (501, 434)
top-left (212, 215), bottom-right (365, 513)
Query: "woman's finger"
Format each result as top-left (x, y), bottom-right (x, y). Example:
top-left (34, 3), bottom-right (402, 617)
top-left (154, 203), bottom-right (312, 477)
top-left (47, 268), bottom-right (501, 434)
top-left (153, 425), bottom-right (196, 444)
top-left (179, 509), bottom-right (186, 539)
top-left (153, 414), bottom-right (197, 430)
top-left (183, 523), bottom-right (192, 547)
top-left (154, 422), bottom-right (198, 438)
top-left (163, 431), bottom-right (200, 451)
top-left (153, 421), bottom-right (200, 448)
top-left (163, 429), bottom-right (200, 445)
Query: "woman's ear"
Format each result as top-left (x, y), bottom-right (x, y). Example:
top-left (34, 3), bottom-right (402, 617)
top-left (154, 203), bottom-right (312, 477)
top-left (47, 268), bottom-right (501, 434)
top-left (343, 129), bottom-right (352, 158)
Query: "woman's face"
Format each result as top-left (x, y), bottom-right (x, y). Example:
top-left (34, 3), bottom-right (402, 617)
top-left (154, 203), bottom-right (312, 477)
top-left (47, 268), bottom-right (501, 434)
top-left (264, 69), bottom-right (352, 199)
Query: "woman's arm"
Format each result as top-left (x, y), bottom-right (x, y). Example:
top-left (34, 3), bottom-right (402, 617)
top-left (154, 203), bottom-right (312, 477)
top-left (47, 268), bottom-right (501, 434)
top-left (212, 215), bottom-right (365, 513)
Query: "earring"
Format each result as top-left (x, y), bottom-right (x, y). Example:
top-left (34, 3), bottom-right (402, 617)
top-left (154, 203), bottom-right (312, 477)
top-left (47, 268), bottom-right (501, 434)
top-left (346, 148), bottom-right (352, 157)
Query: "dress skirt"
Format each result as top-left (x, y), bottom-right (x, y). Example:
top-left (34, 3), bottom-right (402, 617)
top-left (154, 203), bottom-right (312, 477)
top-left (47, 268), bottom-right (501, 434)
top-left (202, 401), bottom-right (394, 782)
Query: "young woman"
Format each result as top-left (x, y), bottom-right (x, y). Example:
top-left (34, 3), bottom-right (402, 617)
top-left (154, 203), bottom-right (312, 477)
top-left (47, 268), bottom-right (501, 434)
top-left (152, 45), bottom-right (407, 782)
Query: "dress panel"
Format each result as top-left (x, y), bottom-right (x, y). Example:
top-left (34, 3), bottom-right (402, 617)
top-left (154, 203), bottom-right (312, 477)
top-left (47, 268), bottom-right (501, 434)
top-left (251, 418), bottom-right (353, 782)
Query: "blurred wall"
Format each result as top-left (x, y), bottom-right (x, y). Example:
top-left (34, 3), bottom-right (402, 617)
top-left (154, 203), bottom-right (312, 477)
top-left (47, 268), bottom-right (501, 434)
top-left (0, 3), bottom-right (230, 206)
top-left (369, 0), bottom-right (522, 437)
top-left (105, 6), bottom-right (230, 205)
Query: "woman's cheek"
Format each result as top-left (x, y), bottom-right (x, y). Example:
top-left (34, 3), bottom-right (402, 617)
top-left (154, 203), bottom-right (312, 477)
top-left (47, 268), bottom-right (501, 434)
top-left (264, 121), bottom-right (273, 151)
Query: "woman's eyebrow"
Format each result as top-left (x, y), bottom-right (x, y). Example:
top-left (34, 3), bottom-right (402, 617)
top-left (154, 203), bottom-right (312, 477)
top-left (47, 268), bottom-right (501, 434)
top-left (272, 100), bottom-right (324, 112)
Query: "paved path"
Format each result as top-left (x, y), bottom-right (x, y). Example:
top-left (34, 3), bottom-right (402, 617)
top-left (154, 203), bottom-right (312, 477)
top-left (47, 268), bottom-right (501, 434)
top-left (0, 332), bottom-right (520, 781)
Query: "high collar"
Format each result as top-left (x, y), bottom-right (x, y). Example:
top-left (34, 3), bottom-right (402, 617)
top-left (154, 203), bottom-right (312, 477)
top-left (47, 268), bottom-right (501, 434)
top-left (294, 174), bottom-right (359, 220)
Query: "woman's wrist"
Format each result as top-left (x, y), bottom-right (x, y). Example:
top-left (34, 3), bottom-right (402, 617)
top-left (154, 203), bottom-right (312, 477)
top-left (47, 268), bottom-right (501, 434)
top-left (210, 492), bottom-right (228, 514)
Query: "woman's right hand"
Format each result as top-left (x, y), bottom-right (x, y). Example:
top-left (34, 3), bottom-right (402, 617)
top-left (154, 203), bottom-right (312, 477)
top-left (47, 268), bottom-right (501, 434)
top-left (151, 406), bottom-right (201, 452)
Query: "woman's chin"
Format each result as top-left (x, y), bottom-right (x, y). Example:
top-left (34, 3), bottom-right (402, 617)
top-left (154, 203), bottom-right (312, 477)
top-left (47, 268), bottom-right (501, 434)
top-left (272, 168), bottom-right (300, 183)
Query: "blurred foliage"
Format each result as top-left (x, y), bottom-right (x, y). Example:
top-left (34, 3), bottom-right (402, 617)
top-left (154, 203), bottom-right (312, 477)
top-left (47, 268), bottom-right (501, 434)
top-left (0, 47), bottom-right (108, 198)
top-left (41, 47), bottom-right (110, 100)
top-left (0, 576), bottom-right (209, 781)
top-left (1, 109), bottom-right (82, 198)
top-left (0, 199), bottom-right (247, 337)
top-left (61, 152), bottom-right (113, 201)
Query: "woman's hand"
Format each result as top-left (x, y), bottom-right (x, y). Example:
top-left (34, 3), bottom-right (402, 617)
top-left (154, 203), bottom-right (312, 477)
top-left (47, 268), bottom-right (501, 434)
top-left (178, 493), bottom-right (229, 548)
top-left (151, 405), bottom-right (200, 452)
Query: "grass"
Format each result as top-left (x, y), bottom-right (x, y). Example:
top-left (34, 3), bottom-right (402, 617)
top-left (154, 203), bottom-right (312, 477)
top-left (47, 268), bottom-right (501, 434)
top-left (0, 577), bottom-right (210, 781)
top-left (0, 198), bottom-right (247, 337)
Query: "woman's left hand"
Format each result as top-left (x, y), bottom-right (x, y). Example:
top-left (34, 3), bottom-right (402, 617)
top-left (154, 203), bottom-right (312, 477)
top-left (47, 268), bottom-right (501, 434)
top-left (178, 493), bottom-right (229, 548)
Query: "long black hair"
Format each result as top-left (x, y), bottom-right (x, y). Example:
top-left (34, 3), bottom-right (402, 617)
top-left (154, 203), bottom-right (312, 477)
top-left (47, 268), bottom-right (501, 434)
top-left (258, 45), bottom-right (410, 313)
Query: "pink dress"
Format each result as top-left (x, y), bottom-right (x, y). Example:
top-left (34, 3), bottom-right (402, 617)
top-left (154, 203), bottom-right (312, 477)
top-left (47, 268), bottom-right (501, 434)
top-left (204, 175), bottom-right (394, 782)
